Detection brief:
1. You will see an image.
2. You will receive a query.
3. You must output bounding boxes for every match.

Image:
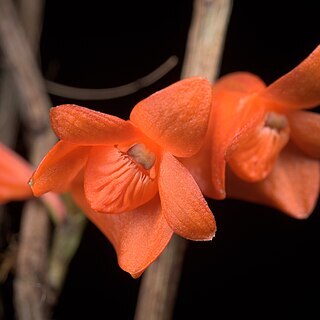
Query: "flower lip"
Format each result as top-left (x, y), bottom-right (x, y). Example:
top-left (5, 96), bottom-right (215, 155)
top-left (264, 111), bottom-right (288, 131)
top-left (84, 143), bottom-right (160, 214)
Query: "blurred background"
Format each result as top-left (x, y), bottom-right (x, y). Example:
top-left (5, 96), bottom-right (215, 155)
top-left (1, 0), bottom-right (320, 319)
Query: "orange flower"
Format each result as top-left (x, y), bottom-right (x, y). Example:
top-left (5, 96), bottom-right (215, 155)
top-left (30, 77), bottom-right (216, 278)
top-left (0, 142), bottom-right (65, 223)
top-left (183, 46), bottom-right (320, 218)
top-left (0, 142), bottom-right (33, 203)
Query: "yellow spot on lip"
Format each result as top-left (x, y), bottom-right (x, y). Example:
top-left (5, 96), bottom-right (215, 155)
top-left (28, 178), bottom-right (34, 187)
top-left (127, 143), bottom-right (156, 170)
top-left (265, 112), bottom-right (288, 130)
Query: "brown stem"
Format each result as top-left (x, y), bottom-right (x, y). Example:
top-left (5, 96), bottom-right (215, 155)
top-left (0, 71), bottom-right (19, 146)
top-left (0, 70), bottom-right (20, 249)
top-left (17, 0), bottom-right (45, 52)
top-left (13, 200), bottom-right (50, 320)
top-left (134, 1), bottom-right (233, 320)
top-left (46, 197), bottom-right (87, 308)
top-left (0, 0), bottom-right (56, 319)
top-left (0, 0), bottom-right (51, 134)
top-left (134, 235), bottom-right (187, 320)
top-left (181, 0), bottom-right (233, 80)
top-left (0, 0), bottom-right (45, 254)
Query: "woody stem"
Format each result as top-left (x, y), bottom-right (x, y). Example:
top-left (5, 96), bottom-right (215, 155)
top-left (0, 0), bottom-right (57, 319)
top-left (134, 1), bottom-right (233, 320)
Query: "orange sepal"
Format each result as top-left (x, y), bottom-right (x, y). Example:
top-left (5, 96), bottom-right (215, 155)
top-left (261, 45), bottom-right (320, 110)
top-left (212, 72), bottom-right (266, 94)
top-left (84, 145), bottom-right (158, 213)
top-left (179, 137), bottom-right (217, 199)
top-left (50, 104), bottom-right (138, 145)
top-left (226, 143), bottom-right (320, 219)
top-left (208, 73), bottom-right (267, 198)
top-left (30, 141), bottom-right (90, 196)
top-left (288, 111), bottom-right (320, 159)
top-left (158, 152), bottom-right (216, 241)
top-left (209, 87), bottom-right (267, 198)
top-left (0, 143), bottom-right (33, 203)
top-left (130, 77), bottom-right (212, 157)
top-left (71, 178), bottom-right (173, 278)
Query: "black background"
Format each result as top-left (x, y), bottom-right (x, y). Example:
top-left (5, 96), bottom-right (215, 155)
top-left (5, 0), bottom-right (320, 319)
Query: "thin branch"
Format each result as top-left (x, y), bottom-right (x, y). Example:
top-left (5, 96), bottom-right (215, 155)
top-left (0, 1), bottom-right (56, 320)
top-left (181, 0), bottom-right (233, 80)
top-left (0, 0), bottom-right (51, 135)
top-left (46, 195), bottom-right (87, 308)
top-left (0, 71), bottom-right (19, 290)
top-left (134, 1), bottom-right (233, 320)
top-left (134, 235), bottom-right (187, 320)
top-left (45, 55), bottom-right (178, 100)
top-left (0, 71), bottom-right (19, 146)
top-left (14, 200), bottom-right (50, 320)
top-left (17, 0), bottom-right (45, 52)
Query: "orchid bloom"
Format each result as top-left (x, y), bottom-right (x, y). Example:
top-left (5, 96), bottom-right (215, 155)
top-left (29, 77), bottom-right (216, 278)
top-left (0, 142), bottom-right (33, 203)
top-left (183, 46), bottom-right (320, 218)
top-left (0, 142), bottom-right (65, 223)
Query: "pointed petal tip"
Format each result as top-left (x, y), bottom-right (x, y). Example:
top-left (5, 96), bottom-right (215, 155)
top-left (159, 153), bottom-right (216, 241)
top-left (129, 270), bottom-right (144, 279)
top-left (284, 207), bottom-right (315, 220)
top-left (290, 213), bottom-right (311, 220)
top-left (214, 188), bottom-right (226, 200)
top-left (262, 45), bottom-right (320, 110)
top-left (28, 176), bottom-right (41, 197)
top-left (205, 181), bottom-right (226, 200)
top-left (188, 222), bottom-right (217, 241)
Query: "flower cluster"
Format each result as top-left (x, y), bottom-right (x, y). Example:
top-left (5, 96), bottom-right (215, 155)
top-left (183, 45), bottom-right (320, 219)
top-left (14, 45), bottom-right (319, 277)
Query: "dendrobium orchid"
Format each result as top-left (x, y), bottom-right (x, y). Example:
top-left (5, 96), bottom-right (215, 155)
top-left (0, 142), bottom-right (65, 222)
top-left (0, 142), bottom-right (33, 203)
top-left (184, 46), bottom-right (320, 218)
top-left (30, 77), bottom-right (216, 277)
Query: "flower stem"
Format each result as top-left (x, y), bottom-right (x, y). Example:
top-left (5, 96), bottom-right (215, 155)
top-left (134, 0), bottom-right (233, 319)
top-left (134, 235), bottom-right (187, 320)
top-left (0, 0), bottom-right (56, 319)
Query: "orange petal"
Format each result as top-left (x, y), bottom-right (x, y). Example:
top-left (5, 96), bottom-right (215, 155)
top-left (227, 113), bottom-right (290, 182)
top-left (50, 104), bottom-right (138, 145)
top-left (158, 152), bottom-right (216, 240)
top-left (212, 72), bottom-right (266, 94)
top-left (130, 77), bottom-right (212, 157)
top-left (209, 89), bottom-right (267, 198)
top-left (261, 45), bottom-right (320, 110)
top-left (179, 137), bottom-right (217, 199)
top-left (0, 143), bottom-right (33, 203)
top-left (288, 111), bottom-right (320, 159)
top-left (30, 141), bottom-right (90, 196)
top-left (84, 145), bottom-right (158, 213)
top-left (71, 179), bottom-right (173, 278)
top-left (207, 73), bottom-right (267, 198)
top-left (226, 143), bottom-right (320, 219)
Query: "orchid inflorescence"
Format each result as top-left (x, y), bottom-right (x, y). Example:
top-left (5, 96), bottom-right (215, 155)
top-left (1, 46), bottom-right (320, 277)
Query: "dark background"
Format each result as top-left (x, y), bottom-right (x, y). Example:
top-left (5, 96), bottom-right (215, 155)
top-left (4, 0), bottom-right (320, 319)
